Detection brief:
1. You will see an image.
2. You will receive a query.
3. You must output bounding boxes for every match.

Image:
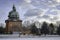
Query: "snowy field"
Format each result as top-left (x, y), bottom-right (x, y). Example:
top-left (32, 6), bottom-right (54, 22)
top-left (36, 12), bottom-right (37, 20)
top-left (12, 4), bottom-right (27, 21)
top-left (0, 34), bottom-right (60, 40)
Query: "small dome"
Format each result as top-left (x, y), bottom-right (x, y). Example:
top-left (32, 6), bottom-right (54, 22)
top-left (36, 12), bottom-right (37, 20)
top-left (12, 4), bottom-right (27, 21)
top-left (8, 5), bottom-right (19, 20)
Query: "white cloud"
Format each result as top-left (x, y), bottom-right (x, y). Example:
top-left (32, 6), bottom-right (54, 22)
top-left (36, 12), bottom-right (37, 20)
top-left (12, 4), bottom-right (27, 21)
top-left (19, 0), bottom-right (60, 24)
top-left (24, 0), bottom-right (31, 3)
top-left (24, 8), bottom-right (49, 17)
top-left (55, 0), bottom-right (60, 3)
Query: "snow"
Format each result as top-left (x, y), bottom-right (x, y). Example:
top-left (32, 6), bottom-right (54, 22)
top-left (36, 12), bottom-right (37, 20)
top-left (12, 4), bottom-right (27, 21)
top-left (0, 34), bottom-right (60, 40)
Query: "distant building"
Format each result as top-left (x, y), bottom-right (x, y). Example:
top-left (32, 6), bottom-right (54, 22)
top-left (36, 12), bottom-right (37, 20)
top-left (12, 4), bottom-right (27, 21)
top-left (5, 5), bottom-right (23, 33)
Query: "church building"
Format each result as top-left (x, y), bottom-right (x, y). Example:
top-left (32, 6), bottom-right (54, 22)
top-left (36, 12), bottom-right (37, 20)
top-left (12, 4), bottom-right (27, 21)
top-left (5, 5), bottom-right (23, 33)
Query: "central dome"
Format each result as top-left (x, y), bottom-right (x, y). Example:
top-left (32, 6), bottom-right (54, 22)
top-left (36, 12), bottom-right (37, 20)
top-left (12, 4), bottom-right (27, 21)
top-left (8, 5), bottom-right (19, 21)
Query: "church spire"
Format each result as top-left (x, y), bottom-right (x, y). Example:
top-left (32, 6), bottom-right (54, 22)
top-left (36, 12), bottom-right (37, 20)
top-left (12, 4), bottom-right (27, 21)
top-left (13, 5), bottom-right (16, 11)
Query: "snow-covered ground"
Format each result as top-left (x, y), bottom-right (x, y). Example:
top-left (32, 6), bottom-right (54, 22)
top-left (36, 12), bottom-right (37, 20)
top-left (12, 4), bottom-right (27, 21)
top-left (0, 34), bottom-right (60, 40)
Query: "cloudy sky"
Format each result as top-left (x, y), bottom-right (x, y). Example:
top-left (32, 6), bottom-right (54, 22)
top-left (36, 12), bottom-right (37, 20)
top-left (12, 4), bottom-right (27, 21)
top-left (0, 0), bottom-right (60, 24)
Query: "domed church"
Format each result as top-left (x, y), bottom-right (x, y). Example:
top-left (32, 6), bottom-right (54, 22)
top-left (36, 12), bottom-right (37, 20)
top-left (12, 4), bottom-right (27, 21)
top-left (5, 5), bottom-right (23, 33)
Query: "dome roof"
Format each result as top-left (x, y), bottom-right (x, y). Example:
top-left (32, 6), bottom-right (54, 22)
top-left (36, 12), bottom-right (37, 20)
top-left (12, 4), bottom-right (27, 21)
top-left (8, 5), bottom-right (19, 20)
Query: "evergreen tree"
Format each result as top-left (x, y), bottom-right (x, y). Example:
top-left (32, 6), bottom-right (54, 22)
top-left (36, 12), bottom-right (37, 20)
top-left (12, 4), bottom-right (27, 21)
top-left (30, 23), bottom-right (38, 35)
top-left (49, 23), bottom-right (54, 35)
top-left (0, 27), bottom-right (5, 34)
top-left (41, 22), bottom-right (49, 35)
top-left (57, 25), bottom-right (60, 35)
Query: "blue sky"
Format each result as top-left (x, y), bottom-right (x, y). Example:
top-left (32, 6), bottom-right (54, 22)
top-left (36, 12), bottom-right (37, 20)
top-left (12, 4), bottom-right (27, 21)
top-left (0, 0), bottom-right (60, 24)
top-left (0, 0), bottom-right (24, 23)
